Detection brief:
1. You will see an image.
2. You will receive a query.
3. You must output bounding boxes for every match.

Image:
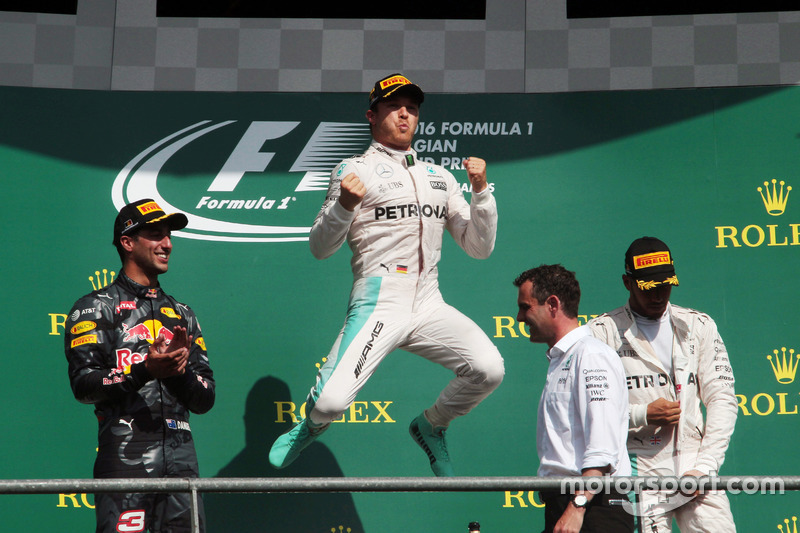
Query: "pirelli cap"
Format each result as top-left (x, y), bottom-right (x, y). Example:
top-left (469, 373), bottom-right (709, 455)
top-left (624, 237), bottom-right (679, 290)
top-left (113, 198), bottom-right (188, 245)
top-left (368, 73), bottom-right (424, 109)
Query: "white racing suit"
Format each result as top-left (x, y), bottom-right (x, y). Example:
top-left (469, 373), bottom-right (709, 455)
top-left (588, 303), bottom-right (738, 532)
top-left (305, 141), bottom-right (504, 427)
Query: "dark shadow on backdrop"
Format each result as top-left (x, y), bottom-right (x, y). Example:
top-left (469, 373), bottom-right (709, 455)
top-left (0, 85), bottom-right (790, 172)
top-left (204, 376), bottom-right (364, 533)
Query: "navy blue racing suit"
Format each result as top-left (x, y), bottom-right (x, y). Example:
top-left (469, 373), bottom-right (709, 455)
top-left (65, 271), bottom-right (215, 532)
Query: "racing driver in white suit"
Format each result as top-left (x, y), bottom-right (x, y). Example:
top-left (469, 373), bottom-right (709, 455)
top-left (589, 237), bottom-right (738, 532)
top-left (268, 73), bottom-right (505, 476)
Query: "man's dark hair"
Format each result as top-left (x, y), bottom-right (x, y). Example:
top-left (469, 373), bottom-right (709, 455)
top-left (113, 230), bottom-right (142, 264)
top-left (114, 234), bottom-right (131, 263)
top-left (513, 264), bottom-right (581, 319)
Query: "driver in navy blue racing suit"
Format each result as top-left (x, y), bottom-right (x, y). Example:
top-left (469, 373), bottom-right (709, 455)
top-left (65, 199), bottom-right (215, 533)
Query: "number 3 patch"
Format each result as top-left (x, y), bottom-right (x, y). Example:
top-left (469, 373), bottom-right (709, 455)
top-left (117, 510), bottom-right (146, 532)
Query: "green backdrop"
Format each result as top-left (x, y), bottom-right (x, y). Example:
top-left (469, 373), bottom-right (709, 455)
top-left (1, 85), bottom-right (798, 532)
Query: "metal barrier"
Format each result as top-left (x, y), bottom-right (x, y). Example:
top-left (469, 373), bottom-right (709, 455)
top-left (3, 476), bottom-right (798, 532)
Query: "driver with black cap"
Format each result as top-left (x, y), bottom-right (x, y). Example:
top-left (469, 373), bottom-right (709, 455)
top-left (65, 198), bottom-right (215, 533)
top-left (268, 73), bottom-right (505, 477)
top-left (589, 236), bottom-right (738, 532)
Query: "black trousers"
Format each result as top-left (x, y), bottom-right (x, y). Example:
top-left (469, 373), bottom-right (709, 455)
top-left (539, 491), bottom-right (634, 533)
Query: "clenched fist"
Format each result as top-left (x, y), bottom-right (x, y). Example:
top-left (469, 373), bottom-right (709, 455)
top-left (338, 173), bottom-right (366, 211)
top-left (464, 157), bottom-right (488, 193)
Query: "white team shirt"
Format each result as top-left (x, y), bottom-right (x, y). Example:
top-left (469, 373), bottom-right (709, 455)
top-left (537, 325), bottom-right (632, 477)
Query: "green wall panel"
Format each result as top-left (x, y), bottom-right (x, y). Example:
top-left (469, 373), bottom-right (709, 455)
top-left (1, 85), bottom-right (797, 532)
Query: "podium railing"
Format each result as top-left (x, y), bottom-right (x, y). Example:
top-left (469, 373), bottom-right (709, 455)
top-left (2, 475), bottom-right (796, 532)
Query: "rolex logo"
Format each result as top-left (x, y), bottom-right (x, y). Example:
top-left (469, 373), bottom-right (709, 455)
top-left (758, 179), bottom-right (791, 216)
top-left (329, 528), bottom-right (352, 533)
top-left (768, 347), bottom-right (800, 384)
top-left (89, 269), bottom-right (116, 290)
top-left (715, 179), bottom-right (799, 247)
top-left (778, 516), bottom-right (798, 533)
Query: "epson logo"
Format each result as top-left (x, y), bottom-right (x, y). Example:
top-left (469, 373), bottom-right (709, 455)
top-left (112, 120), bottom-right (371, 243)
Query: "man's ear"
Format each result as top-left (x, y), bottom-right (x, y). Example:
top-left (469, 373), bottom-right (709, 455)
top-left (622, 274), bottom-right (633, 291)
top-left (546, 294), bottom-right (560, 314)
top-left (119, 235), bottom-right (135, 253)
top-left (366, 108), bottom-right (376, 126)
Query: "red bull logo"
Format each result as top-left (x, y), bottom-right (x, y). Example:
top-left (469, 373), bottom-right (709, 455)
top-left (116, 348), bottom-right (146, 369)
top-left (121, 319), bottom-right (173, 344)
top-left (118, 320), bottom-right (176, 369)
